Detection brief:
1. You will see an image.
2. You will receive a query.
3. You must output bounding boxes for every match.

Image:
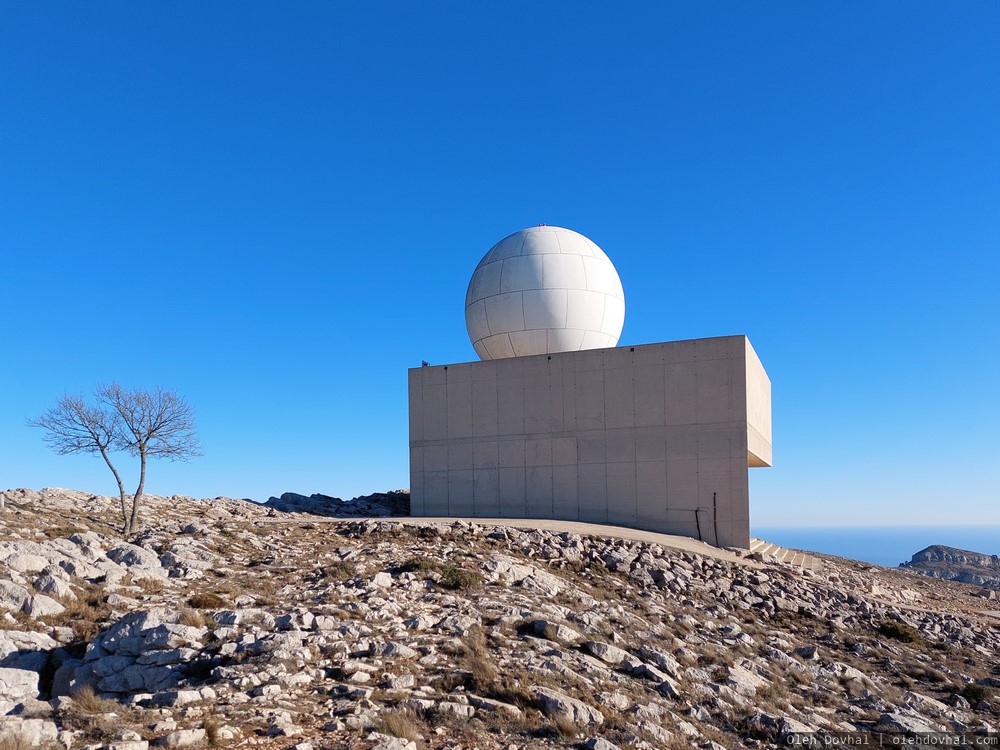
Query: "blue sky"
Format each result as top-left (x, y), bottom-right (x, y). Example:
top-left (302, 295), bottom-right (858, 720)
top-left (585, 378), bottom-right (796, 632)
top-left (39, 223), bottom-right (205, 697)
top-left (2, 2), bottom-right (997, 526)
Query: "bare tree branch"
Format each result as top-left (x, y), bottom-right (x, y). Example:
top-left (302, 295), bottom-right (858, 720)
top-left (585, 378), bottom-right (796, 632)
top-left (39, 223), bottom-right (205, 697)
top-left (98, 383), bottom-right (201, 460)
top-left (28, 395), bottom-right (130, 526)
top-left (29, 395), bottom-right (115, 455)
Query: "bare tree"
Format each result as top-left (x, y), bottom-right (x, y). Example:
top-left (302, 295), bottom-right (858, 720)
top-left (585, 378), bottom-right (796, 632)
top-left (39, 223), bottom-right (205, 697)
top-left (98, 383), bottom-right (200, 535)
top-left (30, 384), bottom-right (201, 536)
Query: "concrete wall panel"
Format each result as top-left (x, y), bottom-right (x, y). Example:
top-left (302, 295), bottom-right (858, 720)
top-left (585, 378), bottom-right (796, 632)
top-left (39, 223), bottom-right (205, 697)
top-left (409, 471), bottom-right (425, 516)
top-left (498, 468), bottom-right (526, 517)
top-left (665, 428), bottom-right (698, 460)
top-left (499, 439), bottom-right (525, 468)
top-left (635, 428), bottom-right (666, 462)
top-left (577, 463), bottom-right (608, 523)
top-left (560, 367), bottom-right (578, 433)
top-left (408, 375), bottom-right (423, 442)
top-left (577, 433), bottom-right (606, 464)
top-left (447, 470), bottom-right (474, 515)
top-left (606, 430), bottom-right (636, 463)
top-left (552, 465), bottom-right (578, 518)
top-left (424, 445), bottom-right (448, 472)
top-left (448, 442), bottom-right (473, 471)
top-left (633, 364), bottom-right (666, 427)
top-left (474, 441), bottom-right (499, 470)
top-left (472, 379), bottom-right (499, 437)
top-left (697, 429), bottom-right (737, 459)
top-left (422, 384), bottom-right (448, 441)
top-left (666, 458), bottom-right (699, 512)
top-left (446, 381), bottom-right (473, 439)
top-left (424, 471), bottom-right (449, 515)
top-left (473, 468), bottom-right (500, 516)
top-left (664, 363), bottom-right (698, 426)
top-left (497, 377), bottom-right (524, 434)
top-left (636, 460), bottom-right (667, 525)
top-left (696, 360), bottom-right (732, 425)
top-left (523, 376), bottom-right (551, 433)
top-left (525, 438), bottom-right (552, 467)
top-left (552, 436), bottom-right (577, 466)
top-left (605, 368), bottom-right (635, 429)
top-left (526, 466), bottom-right (554, 518)
top-left (574, 369), bottom-right (605, 430)
top-left (606, 462), bottom-right (638, 527)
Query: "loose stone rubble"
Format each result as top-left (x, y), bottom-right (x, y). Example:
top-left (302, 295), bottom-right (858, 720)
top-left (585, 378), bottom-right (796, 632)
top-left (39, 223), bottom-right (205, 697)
top-left (0, 486), bottom-right (998, 749)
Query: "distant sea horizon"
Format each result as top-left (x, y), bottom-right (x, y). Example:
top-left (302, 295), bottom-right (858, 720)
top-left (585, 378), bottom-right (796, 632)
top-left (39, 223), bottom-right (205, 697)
top-left (751, 525), bottom-right (1000, 568)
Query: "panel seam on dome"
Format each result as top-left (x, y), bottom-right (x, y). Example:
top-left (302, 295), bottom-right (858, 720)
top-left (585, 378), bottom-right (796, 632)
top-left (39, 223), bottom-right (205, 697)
top-left (474, 327), bottom-right (608, 345)
top-left (516, 233), bottom-right (527, 257)
top-left (521, 292), bottom-right (526, 339)
top-left (470, 288), bottom-right (618, 304)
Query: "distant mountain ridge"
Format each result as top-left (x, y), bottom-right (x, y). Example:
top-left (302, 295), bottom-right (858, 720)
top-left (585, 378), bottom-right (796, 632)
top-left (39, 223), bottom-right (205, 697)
top-left (901, 544), bottom-right (1000, 589)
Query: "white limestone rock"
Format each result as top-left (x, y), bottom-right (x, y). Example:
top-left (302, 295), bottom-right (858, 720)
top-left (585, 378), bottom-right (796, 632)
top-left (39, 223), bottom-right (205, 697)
top-left (532, 686), bottom-right (604, 727)
top-left (23, 594), bottom-right (65, 617)
top-left (4, 554), bottom-right (51, 574)
top-left (34, 572), bottom-right (76, 600)
top-left (156, 728), bottom-right (206, 747)
top-left (0, 581), bottom-right (32, 613)
top-left (0, 717), bottom-right (59, 746)
top-left (583, 641), bottom-right (630, 666)
top-left (0, 667), bottom-right (39, 713)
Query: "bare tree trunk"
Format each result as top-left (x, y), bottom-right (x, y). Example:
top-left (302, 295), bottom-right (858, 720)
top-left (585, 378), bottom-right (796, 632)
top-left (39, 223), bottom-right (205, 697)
top-left (98, 445), bottom-right (129, 534)
top-left (128, 449), bottom-right (147, 537)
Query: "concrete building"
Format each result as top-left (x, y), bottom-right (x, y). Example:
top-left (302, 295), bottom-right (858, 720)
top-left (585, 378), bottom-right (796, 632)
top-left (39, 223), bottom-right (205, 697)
top-left (408, 335), bottom-right (771, 548)
top-left (409, 225), bottom-right (772, 549)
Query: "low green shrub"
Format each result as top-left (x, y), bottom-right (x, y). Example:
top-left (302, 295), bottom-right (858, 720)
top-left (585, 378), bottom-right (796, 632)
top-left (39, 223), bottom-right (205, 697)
top-left (438, 565), bottom-right (482, 591)
top-left (878, 620), bottom-right (921, 643)
top-left (961, 683), bottom-right (991, 705)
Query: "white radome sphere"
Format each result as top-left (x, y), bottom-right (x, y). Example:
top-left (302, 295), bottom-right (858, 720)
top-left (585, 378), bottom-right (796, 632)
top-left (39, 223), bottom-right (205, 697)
top-left (465, 226), bottom-right (625, 360)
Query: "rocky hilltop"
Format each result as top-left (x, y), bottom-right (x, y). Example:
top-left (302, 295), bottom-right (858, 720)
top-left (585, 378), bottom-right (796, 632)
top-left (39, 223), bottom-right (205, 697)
top-left (901, 545), bottom-right (1000, 591)
top-left (1, 487), bottom-right (999, 750)
top-left (263, 492), bottom-right (409, 518)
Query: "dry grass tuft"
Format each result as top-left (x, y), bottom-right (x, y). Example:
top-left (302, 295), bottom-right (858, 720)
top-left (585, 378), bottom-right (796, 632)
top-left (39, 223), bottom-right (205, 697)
top-left (60, 685), bottom-right (135, 739)
top-left (178, 608), bottom-right (206, 627)
top-left (187, 592), bottom-right (228, 609)
top-left (550, 714), bottom-right (578, 739)
top-left (135, 577), bottom-right (164, 595)
top-left (376, 710), bottom-right (421, 742)
top-left (319, 561), bottom-right (357, 581)
top-left (67, 685), bottom-right (122, 716)
top-left (49, 591), bottom-right (112, 645)
top-left (203, 715), bottom-right (223, 747)
top-left (0, 735), bottom-right (36, 750)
